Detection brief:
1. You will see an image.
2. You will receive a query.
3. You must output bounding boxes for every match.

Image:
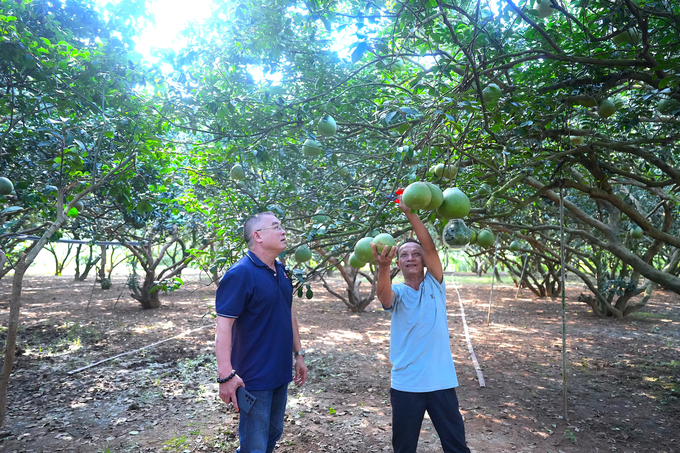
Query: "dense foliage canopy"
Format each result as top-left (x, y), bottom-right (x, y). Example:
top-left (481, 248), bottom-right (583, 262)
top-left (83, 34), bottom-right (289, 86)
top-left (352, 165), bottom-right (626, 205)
top-left (2, 0), bottom-right (680, 318)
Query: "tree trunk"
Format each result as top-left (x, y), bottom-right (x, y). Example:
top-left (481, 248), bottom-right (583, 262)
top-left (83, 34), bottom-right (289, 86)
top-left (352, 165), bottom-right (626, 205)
top-left (0, 212), bottom-right (67, 427)
top-left (75, 245), bottom-right (100, 281)
top-left (99, 245), bottom-right (112, 289)
top-left (0, 257), bottom-right (28, 426)
top-left (131, 271), bottom-right (161, 309)
top-left (98, 245), bottom-right (107, 282)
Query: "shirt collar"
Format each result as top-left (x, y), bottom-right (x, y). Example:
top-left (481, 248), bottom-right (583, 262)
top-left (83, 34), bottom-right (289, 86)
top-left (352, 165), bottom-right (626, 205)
top-left (246, 251), bottom-right (281, 272)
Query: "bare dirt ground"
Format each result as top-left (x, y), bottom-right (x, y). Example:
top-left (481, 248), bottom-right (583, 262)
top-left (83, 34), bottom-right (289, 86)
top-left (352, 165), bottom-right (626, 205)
top-left (0, 271), bottom-right (678, 453)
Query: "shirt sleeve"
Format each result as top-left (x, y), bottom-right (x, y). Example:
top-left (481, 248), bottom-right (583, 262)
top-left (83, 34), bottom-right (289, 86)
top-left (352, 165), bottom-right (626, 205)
top-left (387, 283), bottom-right (403, 311)
top-left (426, 271), bottom-right (446, 296)
top-left (215, 266), bottom-right (252, 318)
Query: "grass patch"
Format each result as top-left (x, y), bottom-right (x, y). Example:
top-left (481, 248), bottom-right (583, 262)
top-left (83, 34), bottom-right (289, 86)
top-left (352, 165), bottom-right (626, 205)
top-left (162, 435), bottom-right (189, 451)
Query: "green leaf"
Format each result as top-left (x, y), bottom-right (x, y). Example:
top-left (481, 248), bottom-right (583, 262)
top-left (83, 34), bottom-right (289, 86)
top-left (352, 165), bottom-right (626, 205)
top-left (351, 42), bottom-right (368, 63)
top-left (136, 199), bottom-right (154, 214)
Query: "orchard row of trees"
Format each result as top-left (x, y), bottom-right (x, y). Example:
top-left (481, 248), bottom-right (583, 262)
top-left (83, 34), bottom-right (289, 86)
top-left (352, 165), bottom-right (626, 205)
top-left (1, 0), bottom-right (679, 425)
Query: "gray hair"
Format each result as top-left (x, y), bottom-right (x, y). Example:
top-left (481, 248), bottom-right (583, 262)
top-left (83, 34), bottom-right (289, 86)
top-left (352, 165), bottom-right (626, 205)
top-left (244, 212), bottom-right (275, 247)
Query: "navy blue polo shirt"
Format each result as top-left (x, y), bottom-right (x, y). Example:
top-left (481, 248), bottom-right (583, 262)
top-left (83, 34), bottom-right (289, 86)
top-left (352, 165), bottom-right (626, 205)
top-left (215, 251), bottom-right (294, 390)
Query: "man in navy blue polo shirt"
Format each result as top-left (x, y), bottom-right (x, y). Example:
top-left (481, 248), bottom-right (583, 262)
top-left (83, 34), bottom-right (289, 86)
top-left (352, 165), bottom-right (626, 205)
top-left (215, 212), bottom-right (307, 453)
top-left (372, 193), bottom-right (470, 453)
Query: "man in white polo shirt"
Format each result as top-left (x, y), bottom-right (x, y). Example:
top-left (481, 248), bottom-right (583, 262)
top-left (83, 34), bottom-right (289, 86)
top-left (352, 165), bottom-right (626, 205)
top-left (371, 192), bottom-right (470, 453)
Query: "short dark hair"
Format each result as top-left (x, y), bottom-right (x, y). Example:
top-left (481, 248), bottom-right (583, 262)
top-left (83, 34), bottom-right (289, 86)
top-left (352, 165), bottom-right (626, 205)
top-left (398, 238), bottom-right (422, 253)
top-left (244, 211), bottom-right (275, 246)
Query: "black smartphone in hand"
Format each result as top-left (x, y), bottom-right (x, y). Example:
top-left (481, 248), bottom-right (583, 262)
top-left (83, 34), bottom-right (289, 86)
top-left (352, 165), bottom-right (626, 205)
top-left (236, 387), bottom-right (257, 414)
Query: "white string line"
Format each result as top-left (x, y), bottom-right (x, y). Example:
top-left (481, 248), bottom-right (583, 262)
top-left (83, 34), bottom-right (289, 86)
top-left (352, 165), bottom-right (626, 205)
top-left (0, 297), bottom-right (127, 314)
top-left (449, 275), bottom-right (486, 387)
top-left (67, 324), bottom-right (212, 375)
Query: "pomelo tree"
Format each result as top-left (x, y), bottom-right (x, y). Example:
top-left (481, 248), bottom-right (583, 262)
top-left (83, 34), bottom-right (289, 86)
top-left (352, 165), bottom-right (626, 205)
top-left (144, 0), bottom-right (680, 320)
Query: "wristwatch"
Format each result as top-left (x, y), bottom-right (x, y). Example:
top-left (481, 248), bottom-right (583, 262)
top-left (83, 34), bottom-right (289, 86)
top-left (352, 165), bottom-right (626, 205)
top-left (294, 349), bottom-right (306, 358)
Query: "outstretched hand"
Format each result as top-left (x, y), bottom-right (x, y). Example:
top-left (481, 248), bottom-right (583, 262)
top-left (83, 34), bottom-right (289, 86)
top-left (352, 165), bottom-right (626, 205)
top-left (394, 188), bottom-right (412, 215)
top-left (371, 241), bottom-right (397, 267)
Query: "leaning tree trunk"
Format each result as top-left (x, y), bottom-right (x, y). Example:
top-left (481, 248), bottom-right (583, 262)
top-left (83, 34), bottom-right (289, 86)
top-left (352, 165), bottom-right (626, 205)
top-left (120, 225), bottom-right (195, 309)
top-left (0, 213), bottom-right (68, 427)
top-left (132, 271), bottom-right (161, 309)
top-left (0, 257), bottom-right (28, 426)
top-left (74, 244), bottom-right (100, 281)
top-left (317, 250), bottom-right (400, 312)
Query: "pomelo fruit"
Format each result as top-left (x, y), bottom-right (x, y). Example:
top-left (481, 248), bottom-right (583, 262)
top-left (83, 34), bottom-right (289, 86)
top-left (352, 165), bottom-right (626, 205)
top-left (302, 139), bottom-right (323, 158)
top-left (476, 229), bottom-right (495, 248)
top-left (612, 29), bottom-right (631, 45)
top-left (424, 182), bottom-right (444, 210)
top-left (658, 98), bottom-right (679, 114)
top-left (432, 163), bottom-right (456, 179)
top-left (570, 135), bottom-right (584, 145)
top-left (0, 177), bottom-right (14, 195)
top-left (338, 167), bottom-right (350, 178)
top-left (534, 0), bottom-right (553, 18)
top-left (432, 163), bottom-right (444, 177)
top-left (436, 187), bottom-right (471, 219)
top-left (442, 164), bottom-right (458, 180)
top-left (354, 237), bottom-right (375, 263)
top-left (73, 201), bottom-right (85, 212)
top-left (598, 99), bottom-right (617, 118)
top-left (230, 164), bottom-right (245, 181)
top-left (509, 240), bottom-right (521, 252)
top-left (477, 183), bottom-right (492, 197)
top-left (312, 209), bottom-right (331, 223)
top-left (349, 253), bottom-right (365, 269)
top-left (613, 28), bottom-right (639, 46)
top-left (318, 115), bottom-right (337, 137)
top-left (402, 182), bottom-right (432, 210)
top-left (295, 245), bottom-right (313, 263)
top-left (631, 226), bottom-right (643, 239)
top-left (372, 233), bottom-right (396, 255)
top-left (469, 228), bottom-right (478, 245)
top-left (482, 83), bottom-right (502, 105)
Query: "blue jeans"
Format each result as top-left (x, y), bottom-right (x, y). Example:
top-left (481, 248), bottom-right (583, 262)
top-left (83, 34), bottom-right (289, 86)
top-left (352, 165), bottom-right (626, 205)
top-left (390, 387), bottom-right (470, 453)
top-left (236, 383), bottom-right (288, 453)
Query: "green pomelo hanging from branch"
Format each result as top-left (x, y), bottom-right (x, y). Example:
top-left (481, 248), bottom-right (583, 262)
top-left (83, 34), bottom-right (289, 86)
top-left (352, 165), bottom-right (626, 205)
top-left (402, 182), bottom-right (432, 210)
top-left (295, 245), bottom-right (312, 263)
top-left (317, 115), bottom-right (337, 137)
top-left (354, 237), bottom-right (376, 263)
top-left (424, 182), bottom-right (444, 210)
top-left (436, 188), bottom-right (471, 219)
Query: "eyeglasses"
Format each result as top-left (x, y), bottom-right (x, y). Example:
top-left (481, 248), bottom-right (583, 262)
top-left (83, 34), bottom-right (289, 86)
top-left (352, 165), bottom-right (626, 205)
top-left (256, 224), bottom-right (284, 232)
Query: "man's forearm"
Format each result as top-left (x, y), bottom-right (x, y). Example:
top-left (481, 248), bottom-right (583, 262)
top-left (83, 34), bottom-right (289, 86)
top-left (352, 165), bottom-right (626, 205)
top-left (291, 311), bottom-right (302, 352)
top-left (215, 317), bottom-right (235, 376)
top-left (405, 211), bottom-right (436, 251)
top-left (376, 264), bottom-right (394, 309)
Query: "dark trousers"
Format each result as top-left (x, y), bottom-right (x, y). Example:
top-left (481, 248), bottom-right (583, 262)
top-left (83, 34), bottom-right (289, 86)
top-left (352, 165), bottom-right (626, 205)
top-left (390, 387), bottom-right (471, 453)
